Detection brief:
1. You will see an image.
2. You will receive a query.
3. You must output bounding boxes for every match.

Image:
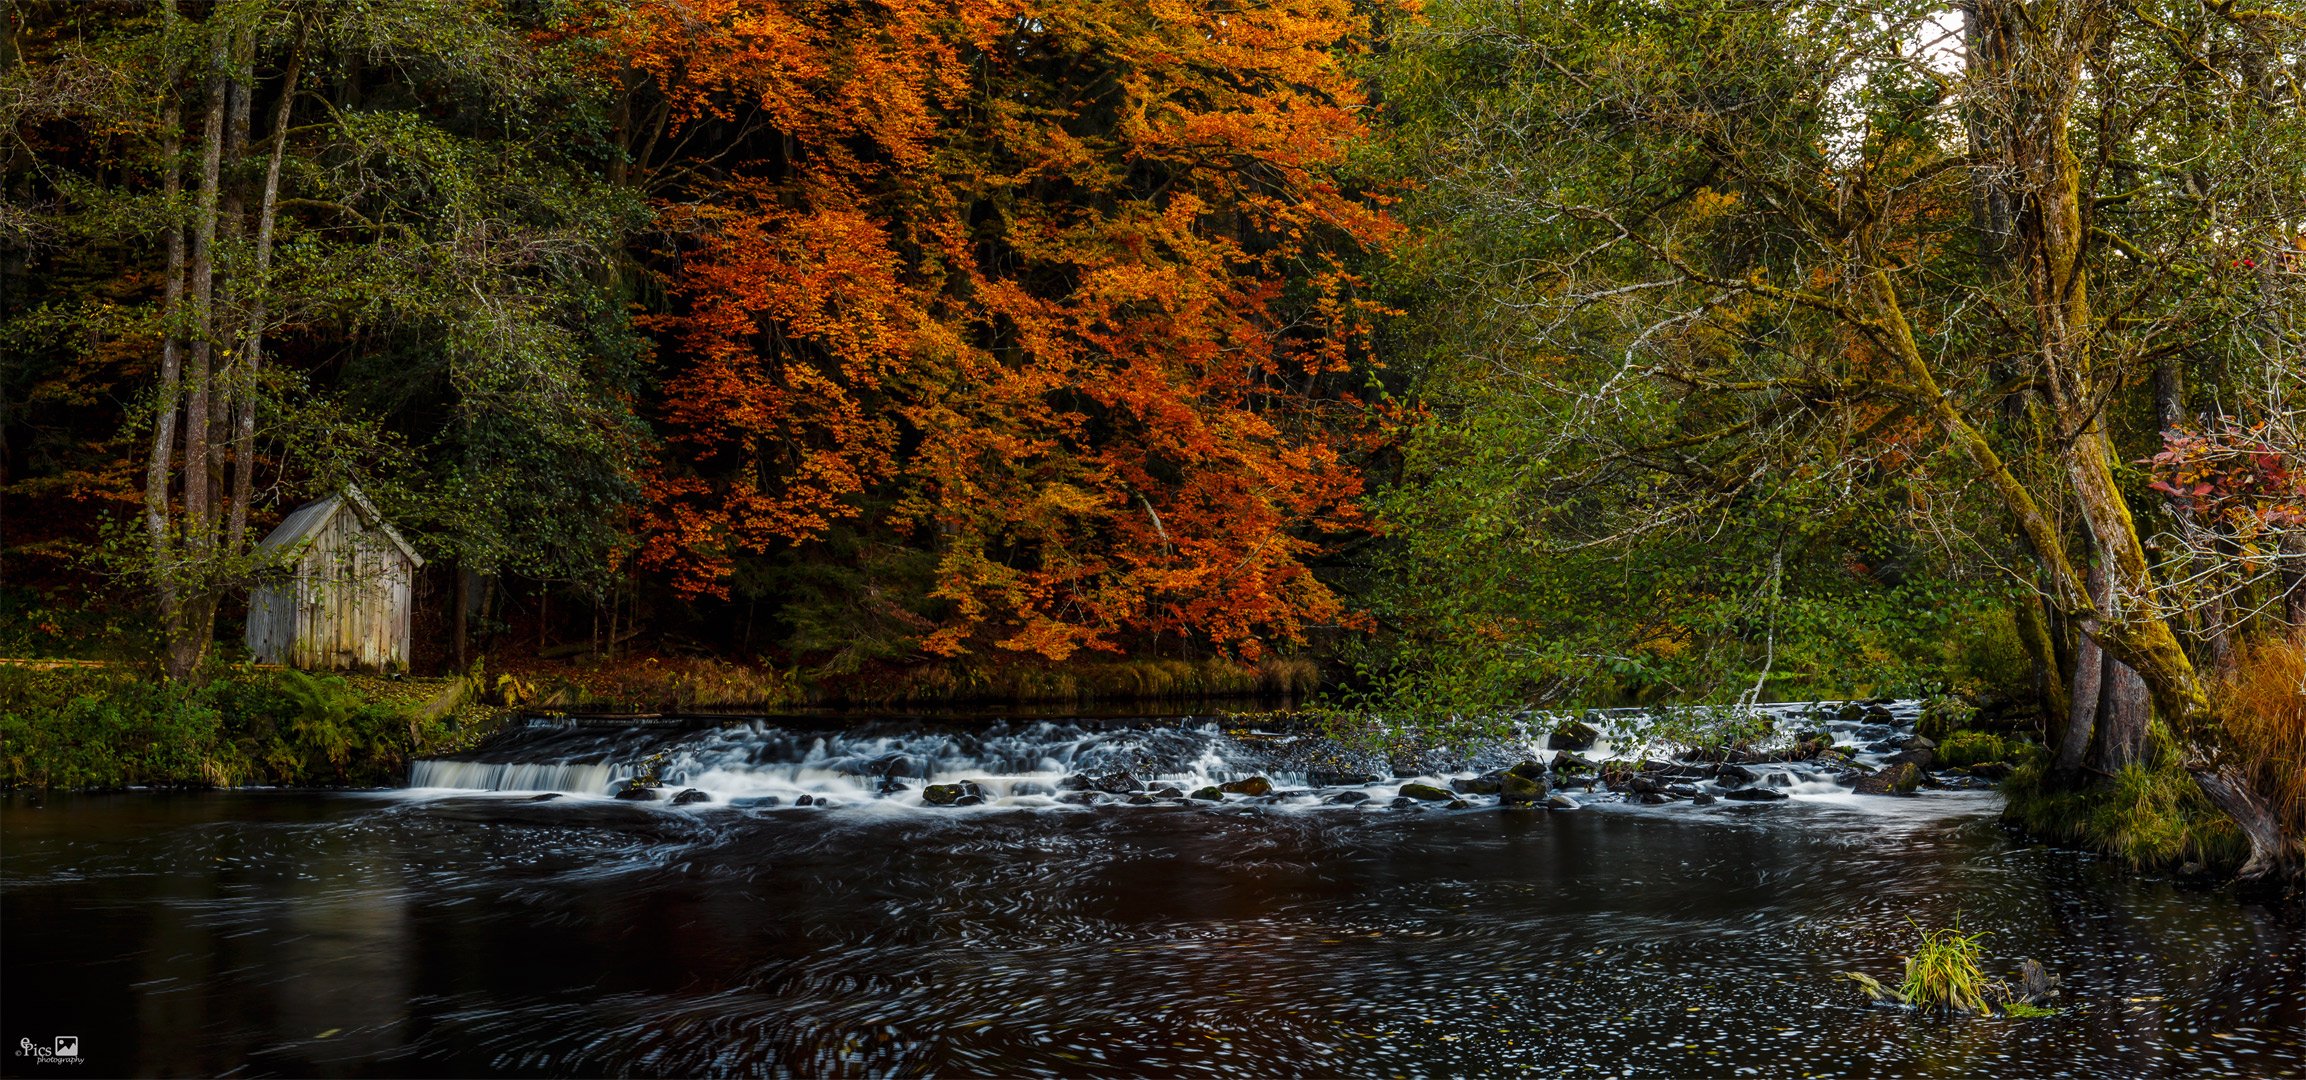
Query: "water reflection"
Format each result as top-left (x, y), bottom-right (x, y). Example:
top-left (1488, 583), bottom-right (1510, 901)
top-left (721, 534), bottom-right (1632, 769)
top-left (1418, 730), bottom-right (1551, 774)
top-left (2, 789), bottom-right (2300, 1078)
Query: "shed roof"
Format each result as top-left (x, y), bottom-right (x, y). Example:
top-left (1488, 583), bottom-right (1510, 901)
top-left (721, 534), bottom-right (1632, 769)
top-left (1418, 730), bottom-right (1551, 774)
top-left (254, 485), bottom-right (425, 568)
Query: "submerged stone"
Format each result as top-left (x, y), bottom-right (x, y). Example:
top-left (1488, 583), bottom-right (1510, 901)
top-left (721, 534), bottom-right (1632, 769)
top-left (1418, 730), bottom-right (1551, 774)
top-left (1397, 782), bottom-right (1454, 801)
top-left (670, 788), bottom-right (711, 806)
top-left (1219, 776), bottom-right (1273, 796)
top-left (1723, 787), bottom-right (1789, 802)
top-left (1545, 793), bottom-right (1580, 810)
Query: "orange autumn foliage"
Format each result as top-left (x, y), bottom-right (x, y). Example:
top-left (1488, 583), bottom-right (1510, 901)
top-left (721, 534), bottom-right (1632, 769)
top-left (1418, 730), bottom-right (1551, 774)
top-left (588, 0), bottom-right (1402, 661)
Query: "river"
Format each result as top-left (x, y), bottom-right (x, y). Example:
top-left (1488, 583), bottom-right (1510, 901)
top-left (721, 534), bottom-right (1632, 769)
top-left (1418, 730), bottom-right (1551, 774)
top-left (2, 705), bottom-right (2299, 1077)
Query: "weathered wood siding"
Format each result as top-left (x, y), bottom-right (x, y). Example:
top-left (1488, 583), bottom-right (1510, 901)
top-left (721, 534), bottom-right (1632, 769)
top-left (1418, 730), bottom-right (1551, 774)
top-left (246, 502), bottom-right (416, 670)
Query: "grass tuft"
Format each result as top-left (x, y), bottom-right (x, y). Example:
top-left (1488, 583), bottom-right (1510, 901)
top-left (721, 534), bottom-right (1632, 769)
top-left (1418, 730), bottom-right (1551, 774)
top-left (1897, 919), bottom-right (1993, 1015)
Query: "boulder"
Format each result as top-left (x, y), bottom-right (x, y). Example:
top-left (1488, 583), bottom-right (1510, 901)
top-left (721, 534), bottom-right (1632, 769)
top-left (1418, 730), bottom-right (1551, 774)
top-left (1190, 786), bottom-right (1224, 801)
top-left (1545, 793), bottom-right (1580, 810)
top-left (1397, 782), bottom-right (1454, 801)
top-left (1508, 760), bottom-right (1549, 781)
top-left (1325, 790), bottom-right (1372, 805)
top-left (1127, 793), bottom-right (1157, 805)
top-left (613, 781), bottom-right (660, 802)
top-left (1691, 793), bottom-right (1717, 805)
top-left (1638, 792), bottom-right (1670, 804)
top-left (1967, 761), bottom-right (2014, 781)
top-left (954, 794), bottom-right (985, 806)
top-left (1220, 776), bottom-right (1273, 797)
top-left (670, 788), bottom-right (711, 806)
top-left (1723, 787), bottom-right (1788, 802)
top-left (1713, 764), bottom-right (1757, 786)
top-left (1451, 774), bottom-right (1504, 796)
top-left (1093, 771), bottom-right (1146, 795)
top-left (1901, 734), bottom-right (1938, 751)
top-left (1500, 771), bottom-right (1548, 807)
top-left (1852, 762), bottom-right (1922, 795)
top-left (1062, 771), bottom-right (1145, 794)
top-left (923, 781), bottom-right (985, 806)
top-left (1153, 787), bottom-right (1186, 799)
top-left (1885, 747), bottom-right (1936, 772)
top-left (794, 794), bottom-right (814, 806)
top-left (1550, 751), bottom-right (1598, 773)
top-left (1549, 719), bottom-right (1600, 751)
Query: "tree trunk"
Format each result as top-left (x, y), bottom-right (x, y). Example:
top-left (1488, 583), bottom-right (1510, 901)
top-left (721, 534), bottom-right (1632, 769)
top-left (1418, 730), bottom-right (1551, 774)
top-left (2092, 650), bottom-right (2150, 775)
top-left (454, 566), bottom-right (470, 671)
top-left (227, 20), bottom-right (305, 554)
top-left (166, 26), bottom-right (231, 679)
top-left (146, 0), bottom-right (189, 663)
top-left (2014, 589), bottom-right (2067, 739)
top-left (2053, 561), bottom-right (2106, 782)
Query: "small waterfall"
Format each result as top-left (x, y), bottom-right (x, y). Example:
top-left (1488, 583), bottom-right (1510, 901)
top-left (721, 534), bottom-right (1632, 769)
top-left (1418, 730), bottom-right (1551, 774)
top-left (405, 701), bottom-right (1926, 808)
top-left (408, 759), bottom-right (624, 794)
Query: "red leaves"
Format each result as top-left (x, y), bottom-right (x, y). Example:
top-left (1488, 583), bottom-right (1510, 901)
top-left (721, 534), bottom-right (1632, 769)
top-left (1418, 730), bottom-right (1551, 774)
top-left (609, 0), bottom-right (1399, 658)
top-left (2144, 423), bottom-right (2306, 534)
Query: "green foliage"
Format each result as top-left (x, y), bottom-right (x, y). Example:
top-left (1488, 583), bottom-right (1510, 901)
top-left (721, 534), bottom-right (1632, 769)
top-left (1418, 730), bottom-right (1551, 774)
top-left (2002, 747), bottom-right (2249, 872)
top-left (1898, 921), bottom-right (1993, 1016)
top-left (0, 666), bottom-right (497, 790)
top-left (1936, 730), bottom-right (2039, 771)
top-left (1918, 696), bottom-right (1978, 742)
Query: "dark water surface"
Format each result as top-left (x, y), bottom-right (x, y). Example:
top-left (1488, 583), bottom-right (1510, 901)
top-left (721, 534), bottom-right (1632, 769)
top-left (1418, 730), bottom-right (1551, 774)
top-left (4, 772), bottom-right (2302, 1077)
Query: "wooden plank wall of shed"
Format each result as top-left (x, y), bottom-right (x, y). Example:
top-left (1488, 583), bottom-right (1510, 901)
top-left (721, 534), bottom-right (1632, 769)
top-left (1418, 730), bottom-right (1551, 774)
top-left (271, 508), bottom-right (414, 670)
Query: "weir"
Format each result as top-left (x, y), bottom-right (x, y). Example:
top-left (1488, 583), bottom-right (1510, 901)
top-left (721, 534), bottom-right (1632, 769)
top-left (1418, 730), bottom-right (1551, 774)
top-left (407, 700), bottom-right (1932, 810)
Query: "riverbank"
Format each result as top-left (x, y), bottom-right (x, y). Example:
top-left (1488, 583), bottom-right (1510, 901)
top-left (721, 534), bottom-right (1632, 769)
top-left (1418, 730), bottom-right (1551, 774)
top-left (0, 665), bottom-right (510, 791)
top-left (0, 653), bottom-right (1320, 792)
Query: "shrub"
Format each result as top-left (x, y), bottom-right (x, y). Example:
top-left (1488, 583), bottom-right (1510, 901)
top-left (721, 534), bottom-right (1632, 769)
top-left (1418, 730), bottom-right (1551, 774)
top-left (2217, 637), bottom-right (2306, 846)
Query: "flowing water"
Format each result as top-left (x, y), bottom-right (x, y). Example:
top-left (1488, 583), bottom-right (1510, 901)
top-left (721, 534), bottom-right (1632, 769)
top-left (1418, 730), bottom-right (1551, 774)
top-left (3, 705), bottom-right (2300, 1078)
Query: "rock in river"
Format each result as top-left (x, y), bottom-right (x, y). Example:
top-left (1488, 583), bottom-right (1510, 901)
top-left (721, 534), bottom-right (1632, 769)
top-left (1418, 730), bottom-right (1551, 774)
top-left (1852, 762), bottom-right (1923, 795)
top-left (1451, 773), bottom-right (1504, 796)
top-left (1190, 786), bottom-right (1224, 801)
top-left (1722, 787), bottom-right (1788, 802)
top-left (1220, 776), bottom-right (1273, 796)
top-left (1500, 771), bottom-right (1548, 807)
top-left (924, 781), bottom-right (986, 806)
top-left (1397, 782), bottom-right (1455, 802)
top-left (670, 788), bottom-right (711, 806)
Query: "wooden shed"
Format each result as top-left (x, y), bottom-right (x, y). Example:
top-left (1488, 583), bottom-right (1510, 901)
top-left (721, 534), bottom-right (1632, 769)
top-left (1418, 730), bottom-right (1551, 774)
top-left (245, 486), bottom-right (425, 671)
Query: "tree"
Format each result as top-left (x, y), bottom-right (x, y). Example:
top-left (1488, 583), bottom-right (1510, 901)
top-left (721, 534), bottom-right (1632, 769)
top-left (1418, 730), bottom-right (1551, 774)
top-left (1373, 0), bottom-right (2303, 874)
top-left (587, 0), bottom-right (1404, 665)
top-left (4, 0), bottom-right (648, 674)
